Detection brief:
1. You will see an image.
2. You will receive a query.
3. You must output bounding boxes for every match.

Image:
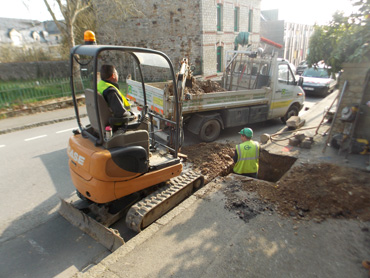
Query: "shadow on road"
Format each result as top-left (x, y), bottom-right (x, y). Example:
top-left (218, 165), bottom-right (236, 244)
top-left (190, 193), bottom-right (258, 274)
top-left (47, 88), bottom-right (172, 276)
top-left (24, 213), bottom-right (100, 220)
top-left (0, 148), bottom-right (110, 278)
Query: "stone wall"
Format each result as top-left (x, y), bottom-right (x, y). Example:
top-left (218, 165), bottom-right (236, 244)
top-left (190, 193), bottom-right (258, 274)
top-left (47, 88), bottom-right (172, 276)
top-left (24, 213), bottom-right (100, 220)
top-left (95, 0), bottom-right (202, 75)
top-left (333, 63), bottom-right (370, 140)
top-left (94, 0), bottom-right (260, 78)
top-left (0, 60), bottom-right (69, 81)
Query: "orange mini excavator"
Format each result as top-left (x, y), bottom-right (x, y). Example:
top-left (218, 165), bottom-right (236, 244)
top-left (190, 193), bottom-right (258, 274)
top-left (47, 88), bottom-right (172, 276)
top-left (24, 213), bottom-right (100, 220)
top-left (59, 31), bottom-right (203, 251)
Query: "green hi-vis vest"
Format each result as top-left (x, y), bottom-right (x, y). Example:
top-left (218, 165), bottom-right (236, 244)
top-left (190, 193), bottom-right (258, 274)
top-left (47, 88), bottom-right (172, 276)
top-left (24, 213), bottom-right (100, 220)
top-left (97, 80), bottom-right (131, 111)
top-left (233, 140), bottom-right (260, 174)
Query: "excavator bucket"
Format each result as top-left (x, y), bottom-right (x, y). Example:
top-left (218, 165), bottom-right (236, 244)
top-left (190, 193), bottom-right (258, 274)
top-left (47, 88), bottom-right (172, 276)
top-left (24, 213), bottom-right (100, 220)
top-left (58, 198), bottom-right (124, 252)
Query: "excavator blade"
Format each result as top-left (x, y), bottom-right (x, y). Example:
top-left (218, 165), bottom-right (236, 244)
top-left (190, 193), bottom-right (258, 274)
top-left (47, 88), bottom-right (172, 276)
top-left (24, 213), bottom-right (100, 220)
top-left (58, 198), bottom-right (124, 252)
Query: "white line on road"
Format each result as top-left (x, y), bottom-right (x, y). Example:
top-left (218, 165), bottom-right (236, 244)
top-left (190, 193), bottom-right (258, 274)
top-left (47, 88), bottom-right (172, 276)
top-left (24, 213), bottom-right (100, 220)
top-left (24, 135), bottom-right (47, 141)
top-left (56, 128), bottom-right (76, 134)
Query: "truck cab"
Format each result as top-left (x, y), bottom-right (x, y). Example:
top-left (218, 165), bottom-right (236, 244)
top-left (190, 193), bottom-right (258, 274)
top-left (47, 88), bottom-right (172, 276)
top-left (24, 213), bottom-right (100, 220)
top-left (269, 58), bottom-right (305, 120)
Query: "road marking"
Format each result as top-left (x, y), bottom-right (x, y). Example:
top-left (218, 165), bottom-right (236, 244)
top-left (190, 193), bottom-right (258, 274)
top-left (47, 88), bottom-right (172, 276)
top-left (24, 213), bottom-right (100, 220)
top-left (0, 145), bottom-right (5, 148)
top-left (24, 135), bottom-right (47, 141)
top-left (28, 239), bottom-right (49, 255)
top-left (56, 128), bottom-right (76, 134)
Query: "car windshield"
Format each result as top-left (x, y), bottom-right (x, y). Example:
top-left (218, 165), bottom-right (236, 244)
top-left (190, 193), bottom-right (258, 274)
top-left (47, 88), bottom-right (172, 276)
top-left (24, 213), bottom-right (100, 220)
top-left (302, 68), bottom-right (329, 78)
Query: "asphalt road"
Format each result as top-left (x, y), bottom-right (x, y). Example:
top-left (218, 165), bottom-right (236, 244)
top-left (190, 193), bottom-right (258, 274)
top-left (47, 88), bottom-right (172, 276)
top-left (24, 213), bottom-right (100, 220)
top-left (0, 118), bottom-right (113, 278)
top-left (0, 95), bottom-right (323, 278)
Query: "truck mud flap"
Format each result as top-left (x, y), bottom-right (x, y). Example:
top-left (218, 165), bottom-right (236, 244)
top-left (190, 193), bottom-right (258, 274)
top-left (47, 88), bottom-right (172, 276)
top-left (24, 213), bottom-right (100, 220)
top-left (59, 198), bottom-right (124, 252)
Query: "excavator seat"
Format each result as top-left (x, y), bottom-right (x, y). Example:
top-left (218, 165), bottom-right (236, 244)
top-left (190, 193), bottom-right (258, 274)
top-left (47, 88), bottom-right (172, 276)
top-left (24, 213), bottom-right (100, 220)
top-left (84, 89), bottom-right (149, 154)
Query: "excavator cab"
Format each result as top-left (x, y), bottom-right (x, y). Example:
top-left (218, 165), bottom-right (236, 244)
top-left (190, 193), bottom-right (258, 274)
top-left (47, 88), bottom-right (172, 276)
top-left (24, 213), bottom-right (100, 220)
top-left (68, 44), bottom-right (185, 204)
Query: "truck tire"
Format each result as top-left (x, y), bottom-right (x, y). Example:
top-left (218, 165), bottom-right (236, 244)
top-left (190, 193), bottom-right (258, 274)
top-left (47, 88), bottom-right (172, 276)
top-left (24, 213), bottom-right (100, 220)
top-left (281, 105), bottom-right (299, 123)
top-left (199, 119), bottom-right (221, 142)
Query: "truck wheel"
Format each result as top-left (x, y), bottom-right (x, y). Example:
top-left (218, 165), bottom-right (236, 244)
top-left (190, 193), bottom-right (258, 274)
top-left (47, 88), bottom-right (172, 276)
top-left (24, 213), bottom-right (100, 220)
top-left (281, 105), bottom-right (299, 123)
top-left (199, 119), bottom-right (221, 142)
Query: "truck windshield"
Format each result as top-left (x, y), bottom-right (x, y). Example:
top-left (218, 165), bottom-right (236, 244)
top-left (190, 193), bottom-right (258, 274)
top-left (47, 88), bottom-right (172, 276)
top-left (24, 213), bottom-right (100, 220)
top-left (302, 68), bottom-right (329, 78)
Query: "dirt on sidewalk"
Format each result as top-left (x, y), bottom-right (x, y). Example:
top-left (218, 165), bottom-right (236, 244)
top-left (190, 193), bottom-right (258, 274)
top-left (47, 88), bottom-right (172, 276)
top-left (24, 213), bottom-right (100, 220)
top-left (181, 142), bottom-right (370, 223)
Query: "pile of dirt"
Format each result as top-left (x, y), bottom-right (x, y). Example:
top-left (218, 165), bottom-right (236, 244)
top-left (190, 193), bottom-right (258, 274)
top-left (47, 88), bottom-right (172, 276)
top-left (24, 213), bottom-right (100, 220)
top-left (181, 142), bottom-right (235, 182)
top-left (250, 162), bottom-right (370, 222)
top-left (186, 79), bottom-right (225, 95)
top-left (181, 142), bottom-right (370, 222)
top-left (168, 78), bottom-right (225, 96)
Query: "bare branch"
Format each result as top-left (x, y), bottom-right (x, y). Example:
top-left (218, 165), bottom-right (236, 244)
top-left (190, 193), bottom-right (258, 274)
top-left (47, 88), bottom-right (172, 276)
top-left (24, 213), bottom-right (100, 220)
top-left (43, 0), bottom-right (67, 36)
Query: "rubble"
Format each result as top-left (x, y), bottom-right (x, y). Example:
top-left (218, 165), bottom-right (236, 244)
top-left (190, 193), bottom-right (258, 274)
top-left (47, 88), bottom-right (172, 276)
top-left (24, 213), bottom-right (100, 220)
top-left (286, 116), bottom-right (305, 129)
top-left (288, 132), bottom-right (314, 149)
top-left (167, 78), bottom-right (225, 96)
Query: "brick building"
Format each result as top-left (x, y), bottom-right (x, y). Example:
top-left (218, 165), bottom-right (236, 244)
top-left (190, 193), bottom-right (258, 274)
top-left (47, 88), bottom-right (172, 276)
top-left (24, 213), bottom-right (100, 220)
top-left (94, 0), bottom-right (261, 77)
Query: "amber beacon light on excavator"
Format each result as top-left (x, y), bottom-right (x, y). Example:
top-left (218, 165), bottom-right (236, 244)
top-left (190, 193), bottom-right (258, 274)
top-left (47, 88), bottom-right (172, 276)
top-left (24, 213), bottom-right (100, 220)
top-left (59, 31), bottom-right (204, 251)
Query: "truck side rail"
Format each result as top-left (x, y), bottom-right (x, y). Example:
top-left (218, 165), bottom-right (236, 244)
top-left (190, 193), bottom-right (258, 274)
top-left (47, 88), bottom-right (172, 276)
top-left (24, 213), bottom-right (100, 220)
top-left (127, 79), bottom-right (272, 118)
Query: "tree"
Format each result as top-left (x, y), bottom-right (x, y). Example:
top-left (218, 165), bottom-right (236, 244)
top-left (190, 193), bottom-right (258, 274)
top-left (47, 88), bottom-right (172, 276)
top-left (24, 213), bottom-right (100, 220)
top-left (306, 0), bottom-right (370, 73)
top-left (43, 0), bottom-right (142, 50)
top-left (41, 0), bottom-right (142, 80)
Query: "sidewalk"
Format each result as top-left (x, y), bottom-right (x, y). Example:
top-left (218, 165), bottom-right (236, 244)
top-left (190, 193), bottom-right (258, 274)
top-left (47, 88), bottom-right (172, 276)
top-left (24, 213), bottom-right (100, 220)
top-left (0, 106), bottom-right (86, 135)
top-left (73, 92), bottom-right (369, 278)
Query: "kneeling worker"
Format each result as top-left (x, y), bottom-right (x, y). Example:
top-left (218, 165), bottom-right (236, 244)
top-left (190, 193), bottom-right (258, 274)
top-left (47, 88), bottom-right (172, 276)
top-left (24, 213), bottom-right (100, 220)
top-left (233, 127), bottom-right (260, 178)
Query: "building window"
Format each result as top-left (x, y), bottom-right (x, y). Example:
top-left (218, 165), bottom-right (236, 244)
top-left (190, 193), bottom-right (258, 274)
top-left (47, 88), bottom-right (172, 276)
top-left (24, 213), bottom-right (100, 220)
top-left (217, 46), bottom-right (223, 72)
top-left (217, 4), bottom-right (223, 31)
top-left (248, 9), bottom-right (253, 32)
top-left (234, 7), bottom-right (239, 32)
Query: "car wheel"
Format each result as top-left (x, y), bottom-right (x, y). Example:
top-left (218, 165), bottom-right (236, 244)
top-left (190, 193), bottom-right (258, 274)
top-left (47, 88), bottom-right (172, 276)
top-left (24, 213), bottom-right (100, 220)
top-left (199, 119), bottom-right (221, 142)
top-left (281, 105), bottom-right (299, 123)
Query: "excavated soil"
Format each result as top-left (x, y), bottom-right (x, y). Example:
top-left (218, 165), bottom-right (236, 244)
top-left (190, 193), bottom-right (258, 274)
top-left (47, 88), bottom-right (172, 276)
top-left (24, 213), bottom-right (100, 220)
top-left (181, 142), bottom-right (235, 182)
top-left (168, 78), bottom-right (225, 96)
top-left (181, 142), bottom-right (370, 222)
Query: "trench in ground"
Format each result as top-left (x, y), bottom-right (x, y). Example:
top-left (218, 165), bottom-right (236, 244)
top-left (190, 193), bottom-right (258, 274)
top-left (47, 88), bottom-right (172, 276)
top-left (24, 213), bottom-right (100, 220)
top-left (258, 149), bottom-right (297, 182)
top-left (221, 149), bottom-right (298, 223)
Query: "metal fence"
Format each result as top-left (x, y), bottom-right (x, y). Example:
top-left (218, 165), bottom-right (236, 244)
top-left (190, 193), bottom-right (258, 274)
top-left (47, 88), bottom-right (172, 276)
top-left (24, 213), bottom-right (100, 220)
top-left (0, 78), bottom-right (88, 108)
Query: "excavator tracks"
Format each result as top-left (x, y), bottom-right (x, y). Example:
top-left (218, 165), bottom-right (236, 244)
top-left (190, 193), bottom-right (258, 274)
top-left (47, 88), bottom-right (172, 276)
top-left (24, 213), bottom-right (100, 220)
top-left (126, 170), bottom-right (204, 232)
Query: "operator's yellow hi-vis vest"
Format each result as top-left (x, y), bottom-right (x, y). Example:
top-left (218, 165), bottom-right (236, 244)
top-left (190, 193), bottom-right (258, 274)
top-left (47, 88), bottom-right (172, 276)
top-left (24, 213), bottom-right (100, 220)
top-left (97, 80), bottom-right (131, 111)
top-left (233, 140), bottom-right (260, 174)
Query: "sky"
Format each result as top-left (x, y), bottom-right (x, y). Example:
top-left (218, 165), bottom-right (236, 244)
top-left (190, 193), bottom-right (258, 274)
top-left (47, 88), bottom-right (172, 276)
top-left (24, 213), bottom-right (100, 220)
top-left (0, 0), bottom-right (359, 25)
top-left (260, 0), bottom-right (357, 25)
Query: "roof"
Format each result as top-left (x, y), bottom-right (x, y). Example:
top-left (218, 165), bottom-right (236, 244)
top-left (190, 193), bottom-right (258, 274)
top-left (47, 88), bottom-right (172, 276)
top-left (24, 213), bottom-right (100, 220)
top-left (0, 17), bottom-right (61, 45)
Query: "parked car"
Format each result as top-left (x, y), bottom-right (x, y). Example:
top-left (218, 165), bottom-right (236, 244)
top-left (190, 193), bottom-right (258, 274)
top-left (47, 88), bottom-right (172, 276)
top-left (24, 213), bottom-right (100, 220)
top-left (301, 67), bottom-right (337, 96)
top-left (296, 60), bottom-right (308, 75)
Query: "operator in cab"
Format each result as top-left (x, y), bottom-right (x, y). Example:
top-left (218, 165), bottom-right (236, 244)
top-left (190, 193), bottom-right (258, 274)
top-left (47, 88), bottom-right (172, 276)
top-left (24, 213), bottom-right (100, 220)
top-left (233, 127), bottom-right (260, 178)
top-left (97, 64), bottom-right (131, 118)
